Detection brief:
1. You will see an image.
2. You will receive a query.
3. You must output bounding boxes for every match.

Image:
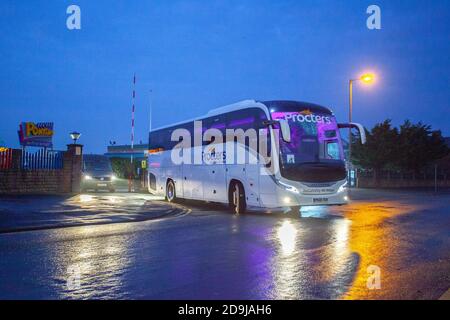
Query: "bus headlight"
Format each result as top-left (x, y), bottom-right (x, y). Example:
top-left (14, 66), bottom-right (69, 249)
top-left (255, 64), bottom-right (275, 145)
top-left (84, 175), bottom-right (92, 180)
top-left (338, 182), bottom-right (348, 193)
top-left (279, 181), bottom-right (300, 194)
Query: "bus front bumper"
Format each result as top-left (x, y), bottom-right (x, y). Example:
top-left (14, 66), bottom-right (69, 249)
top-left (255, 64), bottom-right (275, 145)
top-left (260, 180), bottom-right (348, 208)
top-left (280, 190), bottom-right (348, 207)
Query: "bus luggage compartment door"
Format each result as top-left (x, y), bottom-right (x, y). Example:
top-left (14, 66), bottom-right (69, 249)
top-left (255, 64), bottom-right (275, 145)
top-left (245, 162), bottom-right (260, 206)
top-left (205, 164), bottom-right (226, 201)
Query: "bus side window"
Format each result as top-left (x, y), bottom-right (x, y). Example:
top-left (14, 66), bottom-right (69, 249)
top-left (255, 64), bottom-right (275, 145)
top-left (256, 109), bottom-right (270, 157)
top-left (149, 130), bottom-right (160, 150)
top-left (226, 109), bottom-right (255, 131)
top-left (259, 127), bottom-right (271, 157)
top-left (203, 116), bottom-right (226, 146)
top-left (225, 108), bottom-right (269, 156)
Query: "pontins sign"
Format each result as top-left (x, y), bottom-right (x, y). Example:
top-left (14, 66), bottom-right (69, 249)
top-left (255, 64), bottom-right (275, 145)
top-left (18, 122), bottom-right (54, 148)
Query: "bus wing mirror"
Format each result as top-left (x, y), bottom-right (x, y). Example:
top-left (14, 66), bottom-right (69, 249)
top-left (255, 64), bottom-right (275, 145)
top-left (262, 119), bottom-right (291, 143)
top-left (338, 122), bottom-right (367, 144)
top-left (279, 119), bottom-right (291, 143)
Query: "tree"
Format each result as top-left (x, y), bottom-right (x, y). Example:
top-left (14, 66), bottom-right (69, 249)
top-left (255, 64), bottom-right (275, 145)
top-left (110, 157), bottom-right (140, 179)
top-left (396, 120), bottom-right (449, 176)
top-left (352, 120), bottom-right (399, 182)
top-left (352, 119), bottom-right (450, 182)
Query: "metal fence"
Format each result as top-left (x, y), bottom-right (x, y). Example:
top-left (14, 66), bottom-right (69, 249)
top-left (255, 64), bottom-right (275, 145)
top-left (0, 148), bottom-right (13, 170)
top-left (358, 166), bottom-right (450, 181)
top-left (21, 149), bottom-right (64, 170)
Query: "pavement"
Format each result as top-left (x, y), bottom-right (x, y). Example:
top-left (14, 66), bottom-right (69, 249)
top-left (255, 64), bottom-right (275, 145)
top-left (0, 188), bottom-right (448, 299)
top-left (440, 288), bottom-right (450, 300)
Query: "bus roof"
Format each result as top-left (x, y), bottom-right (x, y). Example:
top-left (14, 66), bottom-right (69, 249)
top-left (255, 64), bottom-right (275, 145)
top-left (206, 99), bottom-right (264, 116)
top-left (262, 100), bottom-right (334, 115)
top-left (150, 99), bottom-right (334, 132)
top-left (150, 100), bottom-right (265, 132)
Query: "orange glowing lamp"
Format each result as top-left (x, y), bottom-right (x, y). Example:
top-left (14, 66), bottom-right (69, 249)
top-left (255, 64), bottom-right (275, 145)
top-left (360, 73), bottom-right (375, 84)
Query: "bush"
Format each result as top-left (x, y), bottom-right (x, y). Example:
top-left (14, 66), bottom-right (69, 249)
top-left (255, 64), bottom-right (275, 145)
top-left (110, 158), bottom-right (140, 179)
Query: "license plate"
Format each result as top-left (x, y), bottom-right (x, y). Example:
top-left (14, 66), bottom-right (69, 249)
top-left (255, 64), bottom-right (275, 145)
top-left (97, 183), bottom-right (107, 187)
top-left (313, 197), bottom-right (328, 203)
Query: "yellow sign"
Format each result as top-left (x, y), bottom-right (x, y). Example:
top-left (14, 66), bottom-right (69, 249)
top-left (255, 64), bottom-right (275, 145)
top-left (25, 122), bottom-right (54, 137)
top-left (141, 160), bottom-right (147, 169)
top-left (19, 122), bottom-right (54, 148)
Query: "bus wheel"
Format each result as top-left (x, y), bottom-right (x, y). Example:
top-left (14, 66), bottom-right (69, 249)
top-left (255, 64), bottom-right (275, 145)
top-left (230, 182), bottom-right (246, 214)
top-left (166, 180), bottom-right (176, 202)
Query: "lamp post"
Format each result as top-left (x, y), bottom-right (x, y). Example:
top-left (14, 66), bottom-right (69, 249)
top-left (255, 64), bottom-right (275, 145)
top-left (348, 73), bottom-right (374, 163)
top-left (70, 132), bottom-right (81, 144)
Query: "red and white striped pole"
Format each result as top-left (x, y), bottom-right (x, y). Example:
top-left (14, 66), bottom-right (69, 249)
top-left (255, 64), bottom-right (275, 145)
top-left (129, 73), bottom-right (136, 192)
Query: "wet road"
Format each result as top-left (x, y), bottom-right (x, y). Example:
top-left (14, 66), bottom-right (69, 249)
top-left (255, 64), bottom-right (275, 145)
top-left (0, 193), bottom-right (186, 232)
top-left (0, 189), bottom-right (449, 299)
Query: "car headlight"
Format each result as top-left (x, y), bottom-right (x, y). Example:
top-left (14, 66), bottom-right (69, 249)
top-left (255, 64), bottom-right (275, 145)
top-left (84, 175), bottom-right (92, 180)
top-left (111, 175), bottom-right (117, 181)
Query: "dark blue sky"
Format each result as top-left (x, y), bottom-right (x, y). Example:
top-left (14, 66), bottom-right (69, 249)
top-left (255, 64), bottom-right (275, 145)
top-left (1, 0), bottom-right (449, 153)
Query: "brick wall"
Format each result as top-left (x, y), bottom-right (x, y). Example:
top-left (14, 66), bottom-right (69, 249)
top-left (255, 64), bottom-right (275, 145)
top-left (0, 144), bottom-right (83, 195)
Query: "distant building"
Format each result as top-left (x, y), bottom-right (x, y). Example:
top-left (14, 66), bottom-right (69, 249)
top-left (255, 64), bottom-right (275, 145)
top-left (105, 143), bottom-right (148, 161)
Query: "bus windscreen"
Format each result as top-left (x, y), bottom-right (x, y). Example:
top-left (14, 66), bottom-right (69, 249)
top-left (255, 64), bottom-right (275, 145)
top-left (271, 110), bottom-right (344, 165)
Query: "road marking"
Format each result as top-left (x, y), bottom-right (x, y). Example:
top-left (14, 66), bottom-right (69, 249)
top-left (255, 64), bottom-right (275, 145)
top-left (439, 288), bottom-right (450, 300)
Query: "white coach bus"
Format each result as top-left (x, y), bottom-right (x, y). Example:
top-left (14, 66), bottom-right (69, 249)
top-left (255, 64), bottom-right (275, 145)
top-left (147, 100), bottom-right (366, 214)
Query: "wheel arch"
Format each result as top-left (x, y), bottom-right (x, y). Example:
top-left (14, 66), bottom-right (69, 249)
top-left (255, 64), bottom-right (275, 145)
top-left (228, 179), bottom-right (244, 202)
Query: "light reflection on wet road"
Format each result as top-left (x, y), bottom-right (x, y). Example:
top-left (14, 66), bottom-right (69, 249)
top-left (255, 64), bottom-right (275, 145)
top-left (0, 189), bottom-right (449, 299)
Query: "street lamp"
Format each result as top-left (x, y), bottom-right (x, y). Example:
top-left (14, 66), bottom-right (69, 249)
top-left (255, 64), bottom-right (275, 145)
top-left (348, 73), bottom-right (375, 163)
top-left (70, 132), bottom-right (81, 144)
